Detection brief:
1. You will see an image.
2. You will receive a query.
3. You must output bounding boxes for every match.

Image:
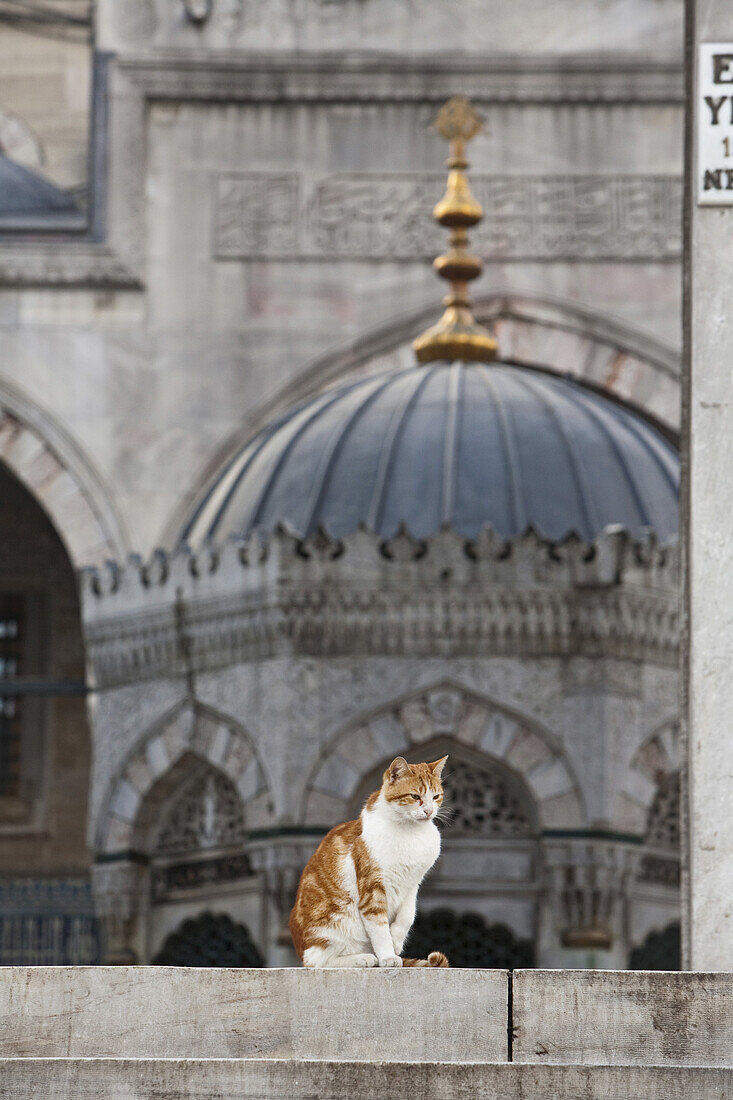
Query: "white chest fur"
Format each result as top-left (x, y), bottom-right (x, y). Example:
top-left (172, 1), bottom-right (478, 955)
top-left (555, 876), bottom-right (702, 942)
top-left (360, 799), bottom-right (441, 917)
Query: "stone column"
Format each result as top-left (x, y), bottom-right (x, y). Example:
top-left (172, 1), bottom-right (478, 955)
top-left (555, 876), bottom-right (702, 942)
top-left (685, 4), bottom-right (733, 968)
top-left (248, 838), bottom-right (316, 966)
top-left (91, 859), bottom-right (150, 964)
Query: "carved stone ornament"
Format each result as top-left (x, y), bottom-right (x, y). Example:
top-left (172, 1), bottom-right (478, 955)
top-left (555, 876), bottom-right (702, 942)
top-left (155, 770), bottom-right (246, 857)
top-left (183, 0), bottom-right (213, 24)
top-left (81, 527), bottom-right (680, 690)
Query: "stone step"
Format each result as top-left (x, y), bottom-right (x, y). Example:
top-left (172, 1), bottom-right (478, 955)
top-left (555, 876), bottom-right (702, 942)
top-left (0, 1059), bottom-right (731, 1099)
top-left (0, 966), bottom-right (507, 1062)
top-left (513, 969), bottom-right (733, 1067)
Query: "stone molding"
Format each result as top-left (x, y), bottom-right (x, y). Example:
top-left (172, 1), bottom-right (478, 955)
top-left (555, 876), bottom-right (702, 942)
top-left (0, 242), bottom-right (141, 290)
top-left (96, 699), bottom-right (270, 854)
top-left (116, 52), bottom-right (683, 106)
top-left (302, 681), bottom-right (585, 831)
top-left (82, 526), bottom-right (680, 689)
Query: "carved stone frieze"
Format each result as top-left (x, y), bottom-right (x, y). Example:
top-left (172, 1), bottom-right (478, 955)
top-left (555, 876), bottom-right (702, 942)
top-left (82, 527), bottom-right (680, 689)
top-left (214, 172), bottom-right (682, 262)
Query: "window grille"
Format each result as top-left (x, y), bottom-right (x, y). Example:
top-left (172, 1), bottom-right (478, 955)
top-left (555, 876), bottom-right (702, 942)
top-left (441, 757), bottom-right (533, 837)
top-left (151, 912), bottom-right (264, 967)
top-left (645, 772), bottom-right (680, 850)
top-left (155, 770), bottom-right (246, 857)
top-left (406, 908), bottom-right (535, 969)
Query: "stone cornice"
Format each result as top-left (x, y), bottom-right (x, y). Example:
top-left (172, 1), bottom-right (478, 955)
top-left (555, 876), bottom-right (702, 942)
top-left (116, 52), bottom-right (684, 106)
top-left (0, 241), bottom-right (141, 290)
top-left (81, 526), bottom-right (680, 688)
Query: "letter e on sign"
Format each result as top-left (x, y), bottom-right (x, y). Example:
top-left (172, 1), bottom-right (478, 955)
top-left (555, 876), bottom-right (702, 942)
top-left (699, 44), bottom-right (733, 205)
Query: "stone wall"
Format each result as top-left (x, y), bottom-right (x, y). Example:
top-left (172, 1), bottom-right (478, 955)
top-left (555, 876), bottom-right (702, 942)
top-left (80, 527), bottom-right (680, 965)
top-left (0, 0), bottom-right (683, 562)
top-left (0, 967), bottom-right (730, 1099)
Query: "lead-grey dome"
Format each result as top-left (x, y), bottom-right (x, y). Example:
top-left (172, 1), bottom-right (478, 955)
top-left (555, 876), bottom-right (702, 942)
top-left (0, 154), bottom-right (78, 217)
top-left (182, 362), bottom-right (679, 547)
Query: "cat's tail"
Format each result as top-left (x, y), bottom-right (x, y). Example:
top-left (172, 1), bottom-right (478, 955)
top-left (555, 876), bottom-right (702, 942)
top-left (401, 951), bottom-right (449, 968)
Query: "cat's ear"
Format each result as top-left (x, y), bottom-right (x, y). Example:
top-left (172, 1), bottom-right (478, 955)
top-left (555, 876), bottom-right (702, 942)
top-left (386, 757), bottom-right (410, 783)
top-left (429, 755), bottom-right (449, 778)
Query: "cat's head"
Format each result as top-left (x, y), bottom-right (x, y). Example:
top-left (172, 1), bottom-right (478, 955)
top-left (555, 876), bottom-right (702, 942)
top-left (381, 755), bottom-right (448, 823)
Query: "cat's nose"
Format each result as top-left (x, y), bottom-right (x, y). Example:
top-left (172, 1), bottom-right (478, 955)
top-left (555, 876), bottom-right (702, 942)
top-left (423, 808), bottom-right (433, 818)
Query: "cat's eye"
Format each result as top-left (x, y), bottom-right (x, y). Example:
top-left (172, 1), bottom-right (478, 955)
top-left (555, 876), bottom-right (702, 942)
top-left (410, 793), bottom-right (421, 801)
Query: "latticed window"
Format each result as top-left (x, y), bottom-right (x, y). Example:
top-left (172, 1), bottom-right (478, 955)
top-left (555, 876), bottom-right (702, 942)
top-left (441, 757), bottom-right (534, 837)
top-left (629, 922), bottom-right (680, 971)
top-left (645, 772), bottom-right (680, 850)
top-left (155, 770), bottom-right (246, 857)
top-left (0, 596), bottom-right (25, 798)
top-left (152, 912), bottom-right (263, 967)
top-left (406, 908), bottom-right (534, 969)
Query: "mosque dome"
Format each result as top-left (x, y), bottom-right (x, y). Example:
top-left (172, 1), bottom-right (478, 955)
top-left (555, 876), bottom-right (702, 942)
top-left (0, 154), bottom-right (78, 217)
top-left (181, 98), bottom-right (678, 551)
top-left (181, 361), bottom-right (679, 548)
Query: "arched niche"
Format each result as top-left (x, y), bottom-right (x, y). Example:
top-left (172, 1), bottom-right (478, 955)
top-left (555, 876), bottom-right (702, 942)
top-left (348, 736), bottom-right (540, 842)
top-left (96, 700), bottom-right (271, 855)
top-left (302, 682), bottom-right (584, 833)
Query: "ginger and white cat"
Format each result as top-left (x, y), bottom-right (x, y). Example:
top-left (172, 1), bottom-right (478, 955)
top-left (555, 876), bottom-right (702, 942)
top-left (289, 755), bottom-right (449, 968)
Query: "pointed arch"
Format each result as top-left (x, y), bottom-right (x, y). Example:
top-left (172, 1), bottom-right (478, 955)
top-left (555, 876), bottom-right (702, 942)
top-left (96, 699), bottom-right (271, 854)
top-left (0, 376), bottom-right (127, 567)
top-left (300, 681), bottom-right (585, 831)
top-left (617, 717), bottom-right (680, 833)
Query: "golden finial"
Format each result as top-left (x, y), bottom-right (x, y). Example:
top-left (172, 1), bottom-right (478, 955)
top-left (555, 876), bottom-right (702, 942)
top-left (412, 97), bottom-right (498, 365)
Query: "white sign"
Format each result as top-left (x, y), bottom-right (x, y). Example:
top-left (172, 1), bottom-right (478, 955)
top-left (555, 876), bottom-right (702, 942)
top-left (699, 43), bottom-right (733, 205)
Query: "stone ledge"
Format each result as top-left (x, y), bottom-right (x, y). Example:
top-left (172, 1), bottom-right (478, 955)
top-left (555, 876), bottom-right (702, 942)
top-left (0, 966), bottom-right (507, 1062)
top-left (0, 1059), bottom-right (729, 1099)
top-left (513, 969), bottom-right (733, 1067)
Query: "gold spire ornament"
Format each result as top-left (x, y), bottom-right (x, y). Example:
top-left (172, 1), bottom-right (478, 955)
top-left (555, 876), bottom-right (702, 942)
top-left (412, 97), bottom-right (498, 364)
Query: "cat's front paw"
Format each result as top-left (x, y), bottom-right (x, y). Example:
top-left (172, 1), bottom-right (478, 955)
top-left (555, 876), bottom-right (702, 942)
top-left (354, 953), bottom-right (378, 967)
top-left (378, 954), bottom-right (403, 968)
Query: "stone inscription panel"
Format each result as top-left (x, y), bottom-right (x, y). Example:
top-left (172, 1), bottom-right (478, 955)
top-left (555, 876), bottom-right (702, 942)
top-left (214, 172), bottom-right (682, 261)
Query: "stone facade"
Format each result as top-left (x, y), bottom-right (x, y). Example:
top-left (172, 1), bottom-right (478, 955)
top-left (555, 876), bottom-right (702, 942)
top-left (0, 0), bottom-right (683, 968)
top-left (80, 526), bottom-right (680, 966)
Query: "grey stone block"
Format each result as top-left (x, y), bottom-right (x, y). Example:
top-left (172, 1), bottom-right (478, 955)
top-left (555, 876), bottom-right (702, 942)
top-left (0, 1059), bottom-right (729, 1099)
top-left (0, 967), bottom-right (508, 1062)
top-left (513, 969), bottom-right (733, 1066)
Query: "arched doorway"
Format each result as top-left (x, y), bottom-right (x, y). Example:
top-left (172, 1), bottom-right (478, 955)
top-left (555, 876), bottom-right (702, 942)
top-left (0, 462), bottom-right (96, 962)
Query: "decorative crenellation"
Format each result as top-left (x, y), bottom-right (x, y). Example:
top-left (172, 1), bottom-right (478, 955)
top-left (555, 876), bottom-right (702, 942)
top-left (214, 172), bottom-right (682, 262)
top-left (81, 525), bottom-right (680, 688)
